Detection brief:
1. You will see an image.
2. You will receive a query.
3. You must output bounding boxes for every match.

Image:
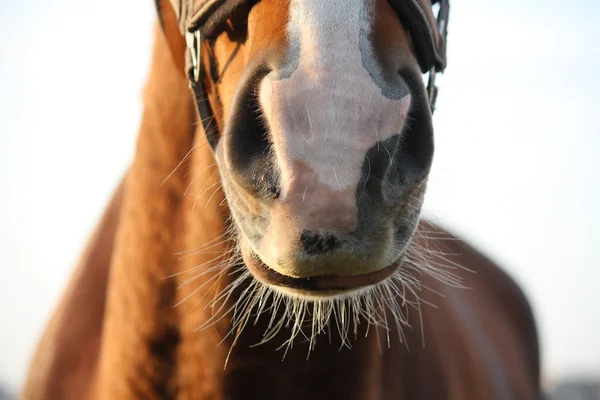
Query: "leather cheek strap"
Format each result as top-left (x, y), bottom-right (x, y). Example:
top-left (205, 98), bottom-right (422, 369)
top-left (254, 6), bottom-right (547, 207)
top-left (389, 0), bottom-right (449, 74)
top-left (155, 0), bottom-right (221, 149)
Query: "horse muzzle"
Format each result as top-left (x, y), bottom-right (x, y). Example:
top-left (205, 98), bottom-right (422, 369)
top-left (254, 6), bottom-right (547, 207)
top-left (215, 57), bottom-right (434, 296)
top-left (217, 136), bottom-right (429, 296)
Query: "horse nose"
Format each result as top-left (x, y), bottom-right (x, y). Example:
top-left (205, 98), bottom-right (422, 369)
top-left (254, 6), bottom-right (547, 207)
top-left (300, 230), bottom-right (341, 255)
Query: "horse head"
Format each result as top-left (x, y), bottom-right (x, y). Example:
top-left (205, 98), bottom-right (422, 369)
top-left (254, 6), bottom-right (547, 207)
top-left (159, 0), bottom-right (447, 302)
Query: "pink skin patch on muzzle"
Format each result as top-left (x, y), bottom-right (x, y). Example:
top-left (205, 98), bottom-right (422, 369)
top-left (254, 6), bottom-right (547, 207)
top-left (259, 62), bottom-right (411, 222)
top-left (254, 0), bottom-right (412, 274)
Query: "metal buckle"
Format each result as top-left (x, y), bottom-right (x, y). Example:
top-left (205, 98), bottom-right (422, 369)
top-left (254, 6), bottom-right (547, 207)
top-left (427, 0), bottom-right (449, 113)
top-left (185, 30), bottom-right (202, 83)
top-left (427, 67), bottom-right (438, 113)
top-left (436, 0), bottom-right (449, 40)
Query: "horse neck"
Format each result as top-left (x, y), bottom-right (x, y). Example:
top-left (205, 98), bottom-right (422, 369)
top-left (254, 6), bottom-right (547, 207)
top-left (93, 23), bottom-right (221, 398)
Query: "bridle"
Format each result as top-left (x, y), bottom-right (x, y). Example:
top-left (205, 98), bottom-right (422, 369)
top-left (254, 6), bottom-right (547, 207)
top-left (155, 0), bottom-right (450, 149)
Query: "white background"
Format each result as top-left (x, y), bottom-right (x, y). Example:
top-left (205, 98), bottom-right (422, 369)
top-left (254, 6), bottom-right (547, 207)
top-left (1, 0), bottom-right (599, 393)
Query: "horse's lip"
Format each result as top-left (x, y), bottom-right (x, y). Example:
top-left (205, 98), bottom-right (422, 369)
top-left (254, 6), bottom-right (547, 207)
top-left (243, 250), bottom-right (401, 295)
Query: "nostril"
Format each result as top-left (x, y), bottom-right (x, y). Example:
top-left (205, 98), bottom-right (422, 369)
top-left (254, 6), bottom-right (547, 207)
top-left (300, 230), bottom-right (341, 256)
top-left (225, 66), bottom-right (282, 200)
top-left (267, 183), bottom-right (280, 199)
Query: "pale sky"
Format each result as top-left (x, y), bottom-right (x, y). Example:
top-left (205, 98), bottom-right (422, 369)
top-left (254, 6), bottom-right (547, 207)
top-left (0, 0), bottom-right (599, 393)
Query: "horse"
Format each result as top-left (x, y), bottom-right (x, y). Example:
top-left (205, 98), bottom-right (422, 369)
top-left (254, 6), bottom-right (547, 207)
top-left (20, 0), bottom-right (541, 399)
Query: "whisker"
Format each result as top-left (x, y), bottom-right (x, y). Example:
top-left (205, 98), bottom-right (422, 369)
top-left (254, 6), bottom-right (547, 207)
top-left (186, 212), bottom-right (467, 365)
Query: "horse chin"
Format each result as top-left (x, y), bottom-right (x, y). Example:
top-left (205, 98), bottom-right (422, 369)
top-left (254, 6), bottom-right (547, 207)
top-left (239, 243), bottom-right (403, 300)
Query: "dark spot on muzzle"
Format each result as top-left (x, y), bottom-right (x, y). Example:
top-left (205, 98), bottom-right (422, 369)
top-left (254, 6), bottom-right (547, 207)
top-left (300, 230), bottom-right (341, 255)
